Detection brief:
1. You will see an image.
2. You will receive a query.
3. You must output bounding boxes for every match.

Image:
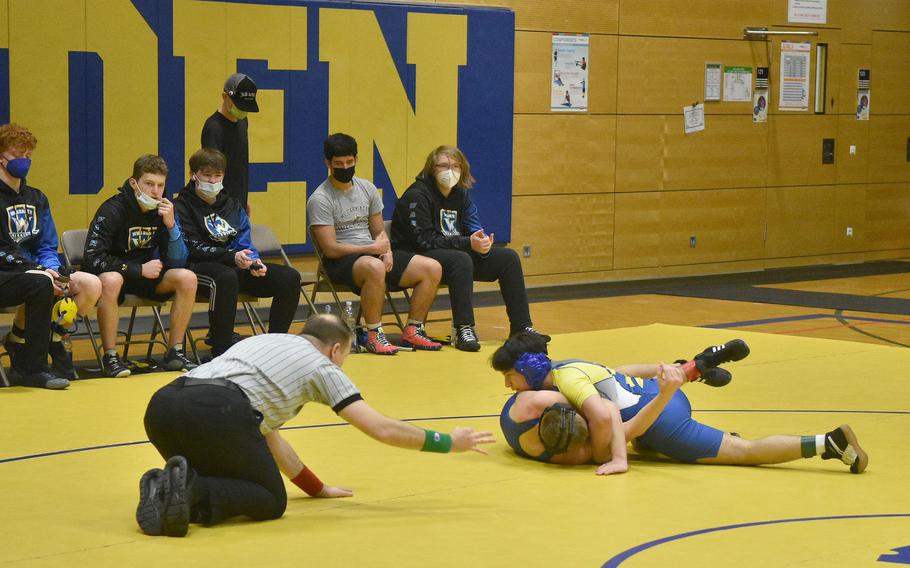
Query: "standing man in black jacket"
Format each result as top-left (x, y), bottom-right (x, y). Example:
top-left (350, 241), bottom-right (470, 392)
top-left (391, 145), bottom-right (548, 352)
top-left (84, 155), bottom-right (198, 377)
top-left (174, 148), bottom-right (300, 357)
top-left (200, 73), bottom-right (258, 212)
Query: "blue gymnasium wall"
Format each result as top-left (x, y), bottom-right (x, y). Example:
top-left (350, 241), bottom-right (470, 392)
top-left (0, 0), bottom-right (515, 252)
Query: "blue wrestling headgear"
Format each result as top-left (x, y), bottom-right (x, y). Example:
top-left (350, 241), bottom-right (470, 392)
top-left (514, 352), bottom-right (552, 389)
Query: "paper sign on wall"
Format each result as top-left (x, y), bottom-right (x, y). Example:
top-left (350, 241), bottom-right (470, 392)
top-left (788, 0), bottom-right (827, 24)
top-left (723, 66), bottom-right (752, 102)
top-left (779, 42), bottom-right (811, 111)
top-left (683, 103), bottom-right (705, 134)
top-left (551, 33), bottom-right (589, 112)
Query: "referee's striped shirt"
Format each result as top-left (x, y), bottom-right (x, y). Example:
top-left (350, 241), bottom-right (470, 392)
top-left (184, 334), bottom-right (362, 434)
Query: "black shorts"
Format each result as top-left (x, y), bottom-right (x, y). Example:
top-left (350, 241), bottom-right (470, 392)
top-left (323, 250), bottom-right (416, 295)
top-left (120, 273), bottom-right (174, 303)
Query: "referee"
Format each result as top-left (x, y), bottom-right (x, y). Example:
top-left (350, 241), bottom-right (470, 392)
top-left (137, 313), bottom-right (494, 537)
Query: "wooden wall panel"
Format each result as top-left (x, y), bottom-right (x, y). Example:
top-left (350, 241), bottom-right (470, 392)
top-left (767, 114), bottom-right (838, 187)
top-left (871, 0), bottom-right (910, 31)
top-left (872, 31), bottom-right (910, 114)
top-left (868, 116), bottom-right (910, 183)
top-left (613, 192), bottom-right (661, 269)
top-left (512, 114), bottom-right (615, 195)
top-left (440, 0), bottom-right (618, 33)
top-left (865, 183), bottom-right (910, 250)
top-left (615, 115), bottom-right (768, 192)
top-left (510, 194), bottom-right (614, 275)
top-left (515, 31), bottom-right (616, 114)
top-left (765, 186), bottom-right (840, 257)
top-left (770, 0), bottom-right (846, 28)
top-left (614, 189), bottom-right (765, 268)
top-left (617, 36), bottom-right (770, 115)
top-left (619, 0), bottom-right (770, 40)
top-left (660, 188), bottom-right (766, 266)
top-left (765, 31), bottom-right (842, 117)
top-left (840, 0), bottom-right (874, 44)
top-left (834, 184), bottom-right (868, 252)
top-left (835, 115), bottom-right (869, 183)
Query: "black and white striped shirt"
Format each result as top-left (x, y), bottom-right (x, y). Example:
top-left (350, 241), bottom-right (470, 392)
top-left (184, 334), bottom-right (362, 434)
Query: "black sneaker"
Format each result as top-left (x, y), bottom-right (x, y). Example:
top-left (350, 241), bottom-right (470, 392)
top-left (822, 425), bottom-right (868, 474)
top-left (522, 326), bottom-right (551, 343)
top-left (694, 339), bottom-right (750, 373)
top-left (162, 346), bottom-right (198, 372)
top-left (136, 468), bottom-right (167, 536)
top-left (696, 366), bottom-right (732, 387)
top-left (102, 352), bottom-right (131, 378)
top-left (48, 340), bottom-right (76, 380)
top-left (19, 370), bottom-right (70, 390)
top-left (162, 456), bottom-right (191, 537)
top-left (452, 325), bottom-right (481, 352)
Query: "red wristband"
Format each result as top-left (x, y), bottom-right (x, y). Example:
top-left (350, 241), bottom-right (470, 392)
top-left (291, 467), bottom-right (324, 496)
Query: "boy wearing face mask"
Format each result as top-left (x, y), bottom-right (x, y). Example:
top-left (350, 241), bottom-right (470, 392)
top-left (390, 145), bottom-right (548, 352)
top-left (83, 154), bottom-right (199, 377)
top-left (307, 133), bottom-right (444, 355)
top-left (0, 123), bottom-right (103, 388)
top-left (173, 149), bottom-right (301, 357)
top-left (200, 73), bottom-right (259, 212)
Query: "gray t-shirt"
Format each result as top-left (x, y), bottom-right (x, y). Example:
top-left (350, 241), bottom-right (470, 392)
top-left (184, 334), bottom-right (362, 434)
top-left (307, 177), bottom-right (383, 246)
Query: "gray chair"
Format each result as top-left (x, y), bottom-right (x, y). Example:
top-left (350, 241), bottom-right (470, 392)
top-left (250, 223), bottom-right (318, 321)
top-left (60, 229), bottom-right (170, 370)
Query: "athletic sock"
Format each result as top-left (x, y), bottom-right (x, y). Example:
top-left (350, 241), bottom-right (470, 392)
top-left (366, 322), bottom-right (381, 331)
top-left (7, 326), bottom-right (25, 344)
top-left (407, 319), bottom-right (421, 327)
top-left (800, 434), bottom-right (826, 458)
top-left (105, 348), bottom-right (118, 357)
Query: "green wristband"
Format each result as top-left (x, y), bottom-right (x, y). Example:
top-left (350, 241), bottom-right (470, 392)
top-left (421, 429), bottom-right (453, 453)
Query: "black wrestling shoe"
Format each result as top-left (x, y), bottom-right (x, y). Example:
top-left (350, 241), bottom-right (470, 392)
top-left (102, 352), bottom-right (131, 378)
top-left (162, 456), bottom-right (191, 537)
top-left (162, 346), bottom-right (198, 372)
top-left (452, 324), bottom-right (481, 352)
top-left (696, 366), bottom-right (732, 388)
top-left (516, 326), bottom-right (551, 343)
top-left (694, 339), bottom-right (750, 372)
top-left (136, 468), bottom-right (167, 536)
top-left (822, 425), bottom-right (869, 474)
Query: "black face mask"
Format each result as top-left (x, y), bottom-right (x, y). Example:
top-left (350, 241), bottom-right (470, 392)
top-left (332, 166), bottom-right (355, 184)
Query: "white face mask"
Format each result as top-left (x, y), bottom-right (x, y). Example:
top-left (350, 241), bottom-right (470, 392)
top-left (195, 179), bottom-right (224, 199)
top-left (435, 168), bottom-right (460, 190)
top-left (133, 182), bottom-right (160, 212)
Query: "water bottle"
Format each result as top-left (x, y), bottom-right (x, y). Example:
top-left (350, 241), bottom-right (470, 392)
top-left (323, 304), bottom-right (332, 315)
top-left (342, 300), bottom-right (359, 352)
top-left (62, 333), bottom-right (73, 356)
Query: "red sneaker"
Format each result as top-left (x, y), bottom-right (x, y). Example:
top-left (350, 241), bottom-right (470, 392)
top-left (400, 324), bottom-right (442, 351)
top-left (364, 327), bottom-right (399, 355)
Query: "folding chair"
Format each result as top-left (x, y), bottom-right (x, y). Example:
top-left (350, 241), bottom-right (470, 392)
top-left (250, 223), bottom-right (318, 320)
top-left (0, 306), bottom-right (18, 386)
top-left (60, 229), bottom-right (170, 370)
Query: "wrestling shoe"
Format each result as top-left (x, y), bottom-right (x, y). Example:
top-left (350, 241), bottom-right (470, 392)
top-left (822, 425), bottom-right (868, 474)
top-left (162, 456), bottom-right (191, 537)
top-left (400, 323), bottom-right (442, 351)
top-left (514, 326), bottom-right (551, 343)
top-left (693, 339), bottom-right (750, 372)
top-left (102, 352), bottom-right (131, 378)
top-left (136, 468), bottom-right (167, 536)
top-left (364, 327), bottom-right (399, 355)
top-left (695, 366), bottom-right (732, 388)
top-left (18, 370), bottom-right (70, 390)
top-left (162, 346), bottom-right (198, 372)
top-left (452, 324), bottom-right (481, 352)
top-left (48, 339), bottom-right (76, 380)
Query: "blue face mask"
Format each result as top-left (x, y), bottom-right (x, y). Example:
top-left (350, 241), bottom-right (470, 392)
top-left (4, 157), bottom-right (31, 179)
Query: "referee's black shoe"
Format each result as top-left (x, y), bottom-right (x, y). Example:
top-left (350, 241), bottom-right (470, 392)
top-left (162, 456), bottom-right (191, 537)
top-left (136, 468), bottom-right (167, 536)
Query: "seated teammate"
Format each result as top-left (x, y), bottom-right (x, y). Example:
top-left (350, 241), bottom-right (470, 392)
top-left (174, 149), bottom-right (301, 357)
top-left (493, 334), bottom-right (868, 475)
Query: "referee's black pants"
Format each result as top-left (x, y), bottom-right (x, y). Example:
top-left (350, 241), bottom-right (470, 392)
top-left (144, 377), bottom-right (287, 525)
top-left (193, 261), bottom-right (301, 355)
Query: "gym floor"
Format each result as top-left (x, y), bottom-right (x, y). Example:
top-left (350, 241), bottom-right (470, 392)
top-left (2, 264), bottom-right (909, 567)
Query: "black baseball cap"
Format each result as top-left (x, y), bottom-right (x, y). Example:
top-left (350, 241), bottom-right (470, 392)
top-left (223, 73), bottom-right (259, 113)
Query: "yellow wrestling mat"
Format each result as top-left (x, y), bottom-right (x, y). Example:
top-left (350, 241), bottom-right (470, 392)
top-left (2, 325), bottom-right (908, 567)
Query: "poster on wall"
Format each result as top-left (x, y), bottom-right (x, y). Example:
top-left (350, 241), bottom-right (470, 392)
top-left (779, 42), bottom-right (811, 111)
top-left (788, 0), bottom-right (827, 24)
top-left (723, 66), bottom-right (752, 102)
top-left (683, 103), bottom-right (705, 134)
top-left (551, 33), bottom-right (589, 112)
top-left (753, 90), bottom-right (769, 122)
top-left (856, 91), bottom-right (870, 120)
